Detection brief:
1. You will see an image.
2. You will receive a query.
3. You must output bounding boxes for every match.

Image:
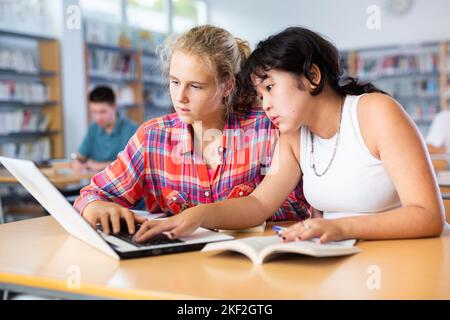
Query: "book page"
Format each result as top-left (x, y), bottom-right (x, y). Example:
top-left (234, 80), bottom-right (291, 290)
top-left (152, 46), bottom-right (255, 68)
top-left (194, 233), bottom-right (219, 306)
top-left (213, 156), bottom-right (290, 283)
top-left (307, 238), bottom-right (357, 247)
top-left (202, 236), bottom-right (281, 263)
top-left (233, 236), bottom-right (281, 254)
top-left (203, 236), bottom-right (359, 264)
top-left (261, 238), bottom-right (360, 262)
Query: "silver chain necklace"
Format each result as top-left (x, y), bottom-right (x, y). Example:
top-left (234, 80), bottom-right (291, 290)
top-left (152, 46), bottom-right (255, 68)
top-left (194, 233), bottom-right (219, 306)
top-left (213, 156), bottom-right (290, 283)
top-left (310, 99), bottom-right (345, 177)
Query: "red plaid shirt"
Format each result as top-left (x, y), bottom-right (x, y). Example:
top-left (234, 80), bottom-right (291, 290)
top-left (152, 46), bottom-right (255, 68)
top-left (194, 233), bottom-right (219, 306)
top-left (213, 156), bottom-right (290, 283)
top-left (74, 108), bottom-right (310, 221)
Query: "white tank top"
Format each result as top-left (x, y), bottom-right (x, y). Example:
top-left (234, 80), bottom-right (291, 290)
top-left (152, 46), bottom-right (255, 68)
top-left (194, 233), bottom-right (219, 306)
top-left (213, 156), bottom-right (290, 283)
top-left (300, 94), bottom-right (401, 219)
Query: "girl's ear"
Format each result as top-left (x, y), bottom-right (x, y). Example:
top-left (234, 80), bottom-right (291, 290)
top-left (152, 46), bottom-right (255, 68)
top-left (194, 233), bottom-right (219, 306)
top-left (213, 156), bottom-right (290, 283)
top-left (222, 77), bottom-right (236, 98)
top-left (307, 64), bottom-right (322, 90)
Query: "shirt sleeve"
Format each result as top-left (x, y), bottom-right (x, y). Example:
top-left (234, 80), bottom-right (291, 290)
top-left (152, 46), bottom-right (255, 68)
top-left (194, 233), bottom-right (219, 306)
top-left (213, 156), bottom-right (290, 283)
top-left (426, 112), bottom-right (446, 147)
top-left (270, 180), bottom-right (312, 221)
top-left (73, 124), bottom-right (150, 215)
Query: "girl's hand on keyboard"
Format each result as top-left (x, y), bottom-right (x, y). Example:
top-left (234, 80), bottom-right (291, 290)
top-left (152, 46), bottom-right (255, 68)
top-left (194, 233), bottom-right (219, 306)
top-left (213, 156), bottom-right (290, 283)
top-left (133, 207), bottom-right (206, 242)
top-left (82, 200), bottom-right (147, 235)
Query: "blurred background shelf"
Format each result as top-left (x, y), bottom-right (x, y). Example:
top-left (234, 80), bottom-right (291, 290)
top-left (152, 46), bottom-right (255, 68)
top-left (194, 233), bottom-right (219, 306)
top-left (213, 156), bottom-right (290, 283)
top-left (341, 41), bottom-right (449, 137)
top-left (0, 30), bottom-right (64, 161)
top-left (85, 41), bottom-right (173, 126)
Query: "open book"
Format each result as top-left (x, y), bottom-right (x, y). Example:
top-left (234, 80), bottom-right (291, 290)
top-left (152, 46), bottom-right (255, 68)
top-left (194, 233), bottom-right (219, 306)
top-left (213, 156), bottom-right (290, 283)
top-left (202, 235), bottom-right (360, 265)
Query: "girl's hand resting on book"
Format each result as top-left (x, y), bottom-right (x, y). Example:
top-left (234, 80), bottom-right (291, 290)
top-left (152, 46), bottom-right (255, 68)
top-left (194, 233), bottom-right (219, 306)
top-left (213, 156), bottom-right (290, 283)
top-left (133, 207), bottom-right (205, 242)
top-left (279, 218), bottom-right (347, 244)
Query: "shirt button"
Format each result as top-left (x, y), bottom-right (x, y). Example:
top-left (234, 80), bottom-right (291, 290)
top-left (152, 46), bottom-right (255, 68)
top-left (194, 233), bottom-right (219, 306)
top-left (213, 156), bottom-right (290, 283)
top-left (172, 196), bottom-right (177, 201)
top-left (239, 191), bottom-right (244, 196)
top-left (218, 146), bottom-right (224, 153)
top-left (204, 191), bottom-right (210, 197)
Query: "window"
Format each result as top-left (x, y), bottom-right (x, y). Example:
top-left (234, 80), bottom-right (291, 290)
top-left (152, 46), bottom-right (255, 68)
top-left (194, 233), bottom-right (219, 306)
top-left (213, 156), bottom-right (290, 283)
top-left (172, 0), bottom-right (207, 34)
top-left (80, 0), bottom-right (122, 24)
top-left (127, 0), bottom-right (169, 34)
top-left (0, 0), bottom-right (61, 38)
top-left (81, 0), bottom-right (209, 40)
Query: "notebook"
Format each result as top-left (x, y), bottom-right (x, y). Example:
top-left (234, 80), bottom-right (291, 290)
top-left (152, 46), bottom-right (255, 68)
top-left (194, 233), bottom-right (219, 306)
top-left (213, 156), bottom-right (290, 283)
top-left (202, 235), bottom-right (360, 264)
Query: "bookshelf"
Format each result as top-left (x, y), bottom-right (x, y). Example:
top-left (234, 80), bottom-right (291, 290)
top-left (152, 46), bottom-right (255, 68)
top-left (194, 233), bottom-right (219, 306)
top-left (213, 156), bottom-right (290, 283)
top-left (0, 30), bottom-right (64, 161)
top-left (443, 42), bottom-right (449, 111)
top-left (85, 43), bottom-right (173, 126)
top-left (341, 42), bottom-right (450, 136)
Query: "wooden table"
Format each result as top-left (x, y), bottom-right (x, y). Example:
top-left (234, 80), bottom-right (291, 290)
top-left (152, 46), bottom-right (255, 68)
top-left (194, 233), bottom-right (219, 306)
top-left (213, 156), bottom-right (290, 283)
top-left (0, 217), bottom-right (449, 299)
top-left (0, 162), bottom-right (94, 187)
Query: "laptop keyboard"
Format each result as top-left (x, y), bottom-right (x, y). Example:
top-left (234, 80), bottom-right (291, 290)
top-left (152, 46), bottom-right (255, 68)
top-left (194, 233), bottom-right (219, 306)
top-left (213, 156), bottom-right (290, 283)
top-left (97, 223), bottom-right (183, 248)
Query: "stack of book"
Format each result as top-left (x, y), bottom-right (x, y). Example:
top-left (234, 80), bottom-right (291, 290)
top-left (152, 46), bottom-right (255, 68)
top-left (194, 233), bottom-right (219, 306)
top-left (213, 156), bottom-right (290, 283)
top-left (0, 110), bottom-right (51, 135)
top-left (2, 138), bottom-right (51, 161)
top-left (88, 48), bottom-right (137, 81)
top-left (0, 47), bottom-right (38, 73)
top-left (357, 51), bottom-right (439, 78)
top-left (0, 81), bottom-right (48, 103)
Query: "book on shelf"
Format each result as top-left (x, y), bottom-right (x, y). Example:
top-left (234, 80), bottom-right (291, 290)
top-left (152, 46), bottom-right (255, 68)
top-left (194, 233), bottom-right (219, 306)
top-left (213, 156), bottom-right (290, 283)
top-left (357, 51), bottom-right (439, 79)
top-left (383, 78), bottom-right (440, 99)
top-left (0, 81), bottom-right (48, 103)
top-left (1, 138), bottom-right (51, 161)
top-left (202, 235), bottom-right (360, 265)
top-left (0, 47), bottom-right (38, 73)
top-left (0, 110), bottom-right (51, 135)
top-left (88, 47), bottom-right (137, 80)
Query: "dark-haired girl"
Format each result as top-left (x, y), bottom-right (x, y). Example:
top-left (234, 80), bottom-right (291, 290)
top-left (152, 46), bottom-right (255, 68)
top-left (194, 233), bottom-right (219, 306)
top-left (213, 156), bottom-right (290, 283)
top-left (134, 27), bottom-right (445, 243)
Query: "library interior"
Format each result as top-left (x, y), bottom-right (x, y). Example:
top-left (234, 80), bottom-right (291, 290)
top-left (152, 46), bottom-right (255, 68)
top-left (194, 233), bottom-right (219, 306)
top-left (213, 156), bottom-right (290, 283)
top-left (0, 0), bottom-right (450, 301)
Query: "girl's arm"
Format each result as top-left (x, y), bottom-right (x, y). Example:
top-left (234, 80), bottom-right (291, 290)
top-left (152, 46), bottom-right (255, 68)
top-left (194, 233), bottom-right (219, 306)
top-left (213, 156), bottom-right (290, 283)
top-left (282, 94), bottom-right (445, 243)
top-left (134, 133), bottom-right (303, 241)
top-left (73, 125), bottom-right (152, 234)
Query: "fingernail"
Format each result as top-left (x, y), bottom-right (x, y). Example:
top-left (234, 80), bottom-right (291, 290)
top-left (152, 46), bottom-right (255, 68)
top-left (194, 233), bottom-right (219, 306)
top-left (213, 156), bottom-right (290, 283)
top-left (163, 232), bottom-right (174, 239)
top-left (295, 237), bottom-right (301, 241)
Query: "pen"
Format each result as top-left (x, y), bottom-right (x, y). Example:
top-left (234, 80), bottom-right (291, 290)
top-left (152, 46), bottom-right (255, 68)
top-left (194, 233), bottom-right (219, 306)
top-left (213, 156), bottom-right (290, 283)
top-left (271, 225), bottom-right (287, 232)
top-left (272, 225), bottom-right (287, 237)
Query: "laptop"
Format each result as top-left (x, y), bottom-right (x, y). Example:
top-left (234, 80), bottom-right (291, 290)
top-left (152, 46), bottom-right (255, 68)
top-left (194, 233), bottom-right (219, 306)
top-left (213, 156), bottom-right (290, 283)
top-left (0, 156), bottom-right (234, 260)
